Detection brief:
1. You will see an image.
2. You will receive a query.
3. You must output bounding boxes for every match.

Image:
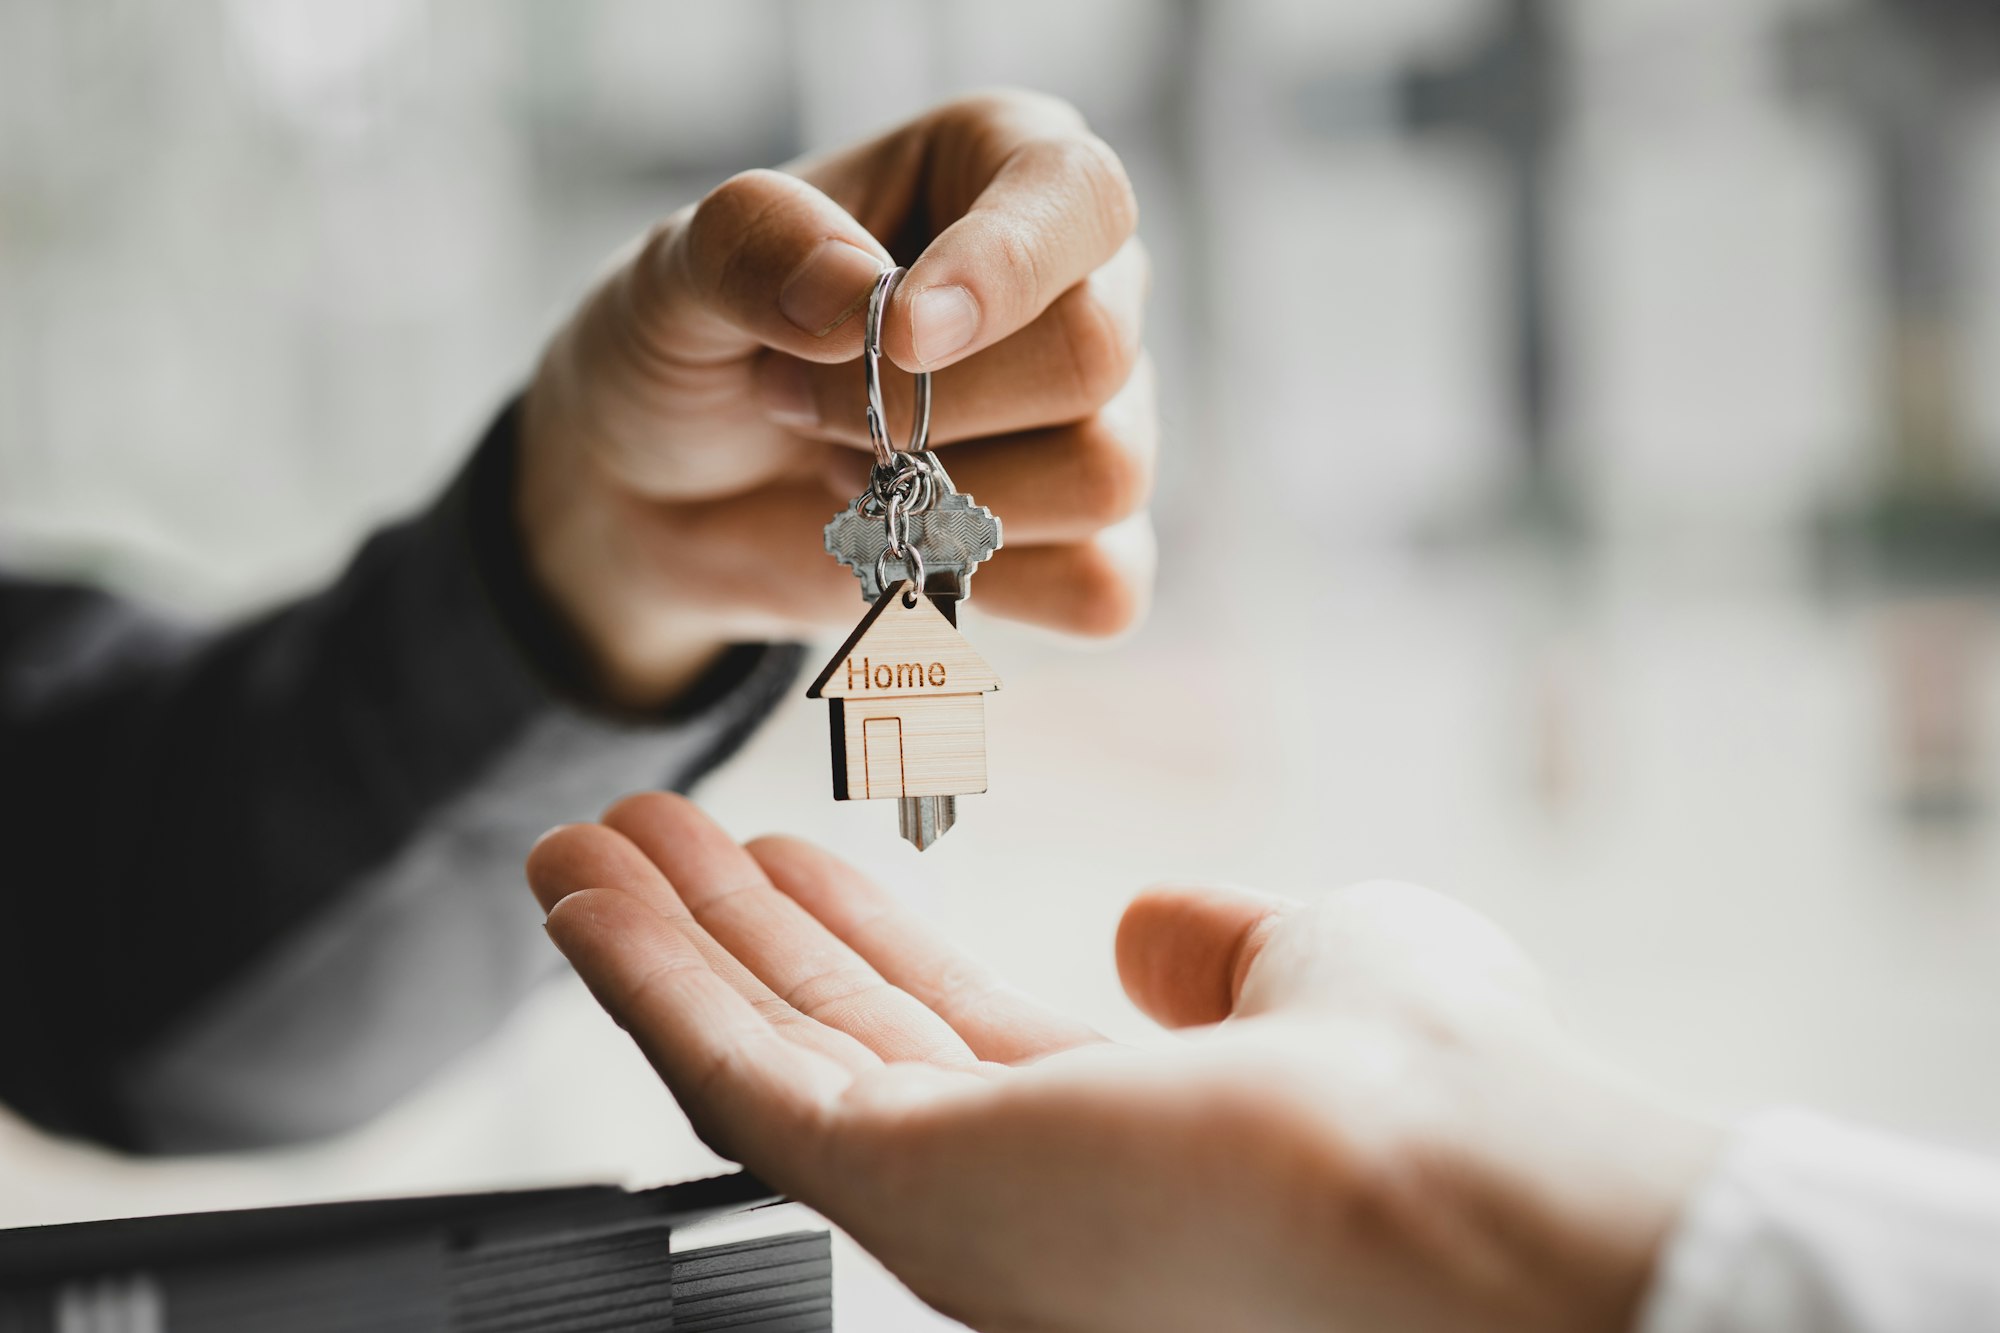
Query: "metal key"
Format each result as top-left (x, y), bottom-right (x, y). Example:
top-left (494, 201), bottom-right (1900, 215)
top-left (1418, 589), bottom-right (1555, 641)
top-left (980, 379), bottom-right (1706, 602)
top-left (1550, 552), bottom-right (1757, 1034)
top-left (824, 490), bottom-right (1003, 602)
top-left (899, 794), bottom-right (956, 850)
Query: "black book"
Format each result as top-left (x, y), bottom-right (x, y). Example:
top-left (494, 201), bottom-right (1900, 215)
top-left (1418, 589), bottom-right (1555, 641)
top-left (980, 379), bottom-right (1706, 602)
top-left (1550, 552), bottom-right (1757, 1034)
top-left (0, 1172), bottom-right (830, 1332)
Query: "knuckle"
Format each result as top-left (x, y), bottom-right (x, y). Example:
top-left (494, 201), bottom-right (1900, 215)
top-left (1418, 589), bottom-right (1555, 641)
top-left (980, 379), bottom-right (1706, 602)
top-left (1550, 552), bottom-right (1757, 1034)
top-left (1070, 418), bottom-right (1153, 525)
top-left (988, 218), bottom-right (1048, 317)
top-left (619, 207), bottom-right (692, 320)
top-left (1052, 283), bottom-right (1137, 411)
top-left (695, 167), bottom-right (788, 221)
top-left (685, 168), bottom-right (790, 289)
top-left (943, 87), bottom-right (1084, 131)
top-left (686, 171), bottom-right (762, 248)
top-left (1065, 547), bottom-right (1144, 638)
top-left (633, 214), bottom-right (681, 274)
top-left (1038, 132), bottom-right (1137, 239)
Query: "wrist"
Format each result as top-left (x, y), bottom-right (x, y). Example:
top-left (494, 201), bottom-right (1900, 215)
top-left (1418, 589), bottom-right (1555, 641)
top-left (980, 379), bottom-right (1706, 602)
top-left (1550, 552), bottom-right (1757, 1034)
top-left (1421, 1037), bottom-right (1719, 1333)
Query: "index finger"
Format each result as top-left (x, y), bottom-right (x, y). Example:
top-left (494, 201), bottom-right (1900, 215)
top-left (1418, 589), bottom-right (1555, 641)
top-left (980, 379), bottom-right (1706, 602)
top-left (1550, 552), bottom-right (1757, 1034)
top-left (803, 91), bottom-right (1138, 373)
top-left (602, 793), bottom-right (980, 1068)
top-left (545, 888), bottom-right (847, 1186)
top-left (747, 835), bottom-right (1102, 1065)
top-left (526, 822), bottom-right (883, 1075)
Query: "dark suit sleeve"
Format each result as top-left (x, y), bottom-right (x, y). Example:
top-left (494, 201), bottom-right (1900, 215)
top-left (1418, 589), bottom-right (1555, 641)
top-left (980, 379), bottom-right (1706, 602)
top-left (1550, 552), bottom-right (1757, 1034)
top-left (0, 402), bottom-right (804, 1154)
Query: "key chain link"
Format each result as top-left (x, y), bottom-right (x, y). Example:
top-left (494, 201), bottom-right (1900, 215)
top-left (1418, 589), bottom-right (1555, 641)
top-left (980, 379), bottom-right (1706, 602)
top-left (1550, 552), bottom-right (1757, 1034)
top-left (876, 475), bottom-right (926, 606)
top-left (883, 486), bottom-right (910, 560)
top-left (873, 543), bottom-right (925, 606)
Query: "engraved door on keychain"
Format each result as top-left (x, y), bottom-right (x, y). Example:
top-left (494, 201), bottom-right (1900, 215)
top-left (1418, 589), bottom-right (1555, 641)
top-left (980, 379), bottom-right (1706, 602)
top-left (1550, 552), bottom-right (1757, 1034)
top-left (809, 266), bottom-right (1003, 850)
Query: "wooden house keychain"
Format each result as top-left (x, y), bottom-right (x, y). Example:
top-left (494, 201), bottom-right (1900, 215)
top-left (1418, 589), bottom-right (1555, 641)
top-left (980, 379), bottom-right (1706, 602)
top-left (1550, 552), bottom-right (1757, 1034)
top-left (808, 267), bottom-right (1003, 850)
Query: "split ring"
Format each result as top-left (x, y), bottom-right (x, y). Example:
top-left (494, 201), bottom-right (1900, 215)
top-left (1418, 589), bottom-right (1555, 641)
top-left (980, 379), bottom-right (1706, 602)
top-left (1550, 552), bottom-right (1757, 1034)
top-left (863, 266), bottom-right (933, 466)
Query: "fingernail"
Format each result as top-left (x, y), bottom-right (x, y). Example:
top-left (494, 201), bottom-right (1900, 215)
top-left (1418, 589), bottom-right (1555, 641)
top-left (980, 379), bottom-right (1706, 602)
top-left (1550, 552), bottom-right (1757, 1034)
top-left (781, 239), bottom-right (883, 336)
top-left (759, 356), bottom-right (817, 430)
top-left (908, 285), bottom-right (981, 367)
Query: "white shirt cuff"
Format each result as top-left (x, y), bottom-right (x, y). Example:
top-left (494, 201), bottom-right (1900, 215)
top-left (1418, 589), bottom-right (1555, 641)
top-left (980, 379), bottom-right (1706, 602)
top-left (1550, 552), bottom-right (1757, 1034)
top-left (1635, 1108), bottom-right (2000, 1333)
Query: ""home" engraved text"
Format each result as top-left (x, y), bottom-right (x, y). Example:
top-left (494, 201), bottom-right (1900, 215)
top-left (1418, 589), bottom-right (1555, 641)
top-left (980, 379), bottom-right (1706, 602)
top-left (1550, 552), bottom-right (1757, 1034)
top-left (845, 657), bottom-right (948, 690)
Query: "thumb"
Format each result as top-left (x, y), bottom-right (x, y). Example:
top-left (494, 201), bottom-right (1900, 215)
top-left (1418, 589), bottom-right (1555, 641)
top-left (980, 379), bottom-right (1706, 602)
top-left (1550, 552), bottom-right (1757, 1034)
top-left (1235, 881), bottom-right (1550, 1025)
top-left (1114, 884), bottom-right (1293, 1029)
top-left (1118, 881), bottom-right (1550, 1032)
top-left (633, 168), bottom-right (892, 367)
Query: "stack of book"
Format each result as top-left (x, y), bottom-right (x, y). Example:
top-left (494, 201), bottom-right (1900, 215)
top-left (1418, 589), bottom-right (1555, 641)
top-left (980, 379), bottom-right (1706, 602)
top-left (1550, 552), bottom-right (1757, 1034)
top-left (0, 1171), bottom-right (829, 1331)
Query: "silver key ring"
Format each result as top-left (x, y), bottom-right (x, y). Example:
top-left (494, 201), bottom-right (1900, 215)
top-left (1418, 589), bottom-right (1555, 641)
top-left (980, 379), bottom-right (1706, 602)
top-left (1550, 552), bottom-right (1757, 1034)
top-left (863, 266), bottom-right (932, 466)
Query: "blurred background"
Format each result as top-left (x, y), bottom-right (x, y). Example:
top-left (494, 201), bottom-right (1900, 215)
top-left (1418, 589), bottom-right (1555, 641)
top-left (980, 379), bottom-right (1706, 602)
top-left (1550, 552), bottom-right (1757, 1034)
top-left (5, 0), bottom-right (2000, 1325)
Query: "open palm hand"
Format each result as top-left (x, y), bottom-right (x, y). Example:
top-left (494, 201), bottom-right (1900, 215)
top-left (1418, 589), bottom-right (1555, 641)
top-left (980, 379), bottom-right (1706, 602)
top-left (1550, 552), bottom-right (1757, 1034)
top-left (527, 795), bottom-right (1712, 1333)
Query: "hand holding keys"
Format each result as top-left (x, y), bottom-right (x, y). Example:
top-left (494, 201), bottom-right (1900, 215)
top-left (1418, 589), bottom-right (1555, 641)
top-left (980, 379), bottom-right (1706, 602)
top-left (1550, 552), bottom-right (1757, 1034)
top-left (513, 92), bottom-right (1155, 711)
